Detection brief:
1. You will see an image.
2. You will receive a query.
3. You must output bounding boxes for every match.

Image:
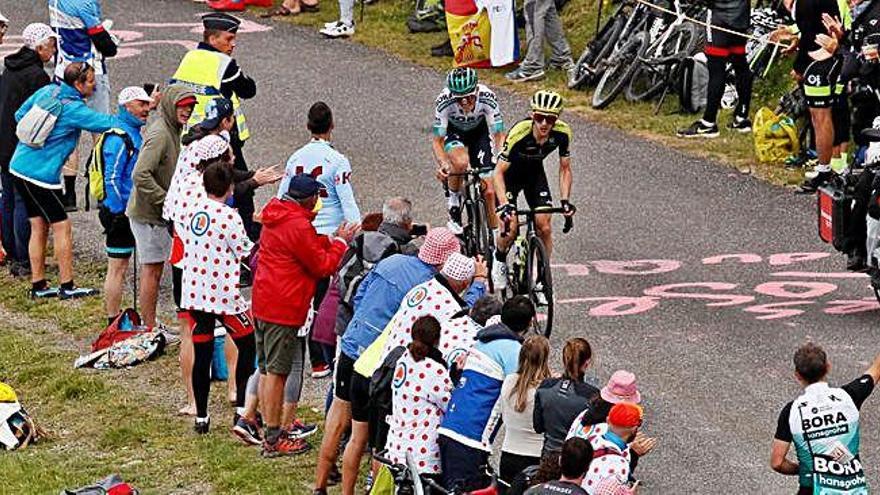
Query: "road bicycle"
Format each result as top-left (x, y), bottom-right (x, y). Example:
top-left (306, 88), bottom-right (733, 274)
top-left (501, 207), bottom-right (573, 337)
top-left (373, 451), bottom-right (497, 495)
top-left (623, 0), bottom-right (704, 111)
top-left (446, 167), bottom-right (496, 265)
top-left (568, 0), bottom-right (637, 89)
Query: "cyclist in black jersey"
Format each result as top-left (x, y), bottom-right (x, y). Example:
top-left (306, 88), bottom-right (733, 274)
top-left (492, 90), bottom-right (576, 290)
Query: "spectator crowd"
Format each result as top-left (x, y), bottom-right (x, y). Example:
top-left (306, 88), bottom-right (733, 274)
top-left (0, 1), bottom-right (879, 495)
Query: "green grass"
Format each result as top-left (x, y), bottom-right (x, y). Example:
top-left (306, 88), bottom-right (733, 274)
top-left (0, 263), bottom-right (338, 494)
top-left (255, 0), bottom-right (807, 185)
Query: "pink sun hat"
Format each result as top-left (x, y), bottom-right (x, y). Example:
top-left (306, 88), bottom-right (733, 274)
top-left (418, 227), bottom-right (461, 266)
top-left (600, 370), bottom-right (641, 404)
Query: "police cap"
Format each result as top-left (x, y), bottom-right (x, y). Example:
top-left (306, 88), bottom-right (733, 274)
top-left (202, 12), bottom-right (241, 33)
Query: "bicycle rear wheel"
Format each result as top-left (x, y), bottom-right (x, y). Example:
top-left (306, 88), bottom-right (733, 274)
top-left (570, 14), bottom-right (627, 89)
top-left (526, 235), bottom-right (553, 337)
top-left (625, 22), bottom-right (702, 102)
top-left (592, 32), bottom-right (646, 109)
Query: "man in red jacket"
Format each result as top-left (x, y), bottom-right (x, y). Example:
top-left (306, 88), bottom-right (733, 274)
top-left (253, 174), bottom-right (360, 456)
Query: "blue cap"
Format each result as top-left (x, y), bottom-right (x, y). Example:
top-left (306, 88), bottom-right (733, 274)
top-left (283, 174), bottom-right (324, 200)
top-left (199, 98), bottom-right (234, 130)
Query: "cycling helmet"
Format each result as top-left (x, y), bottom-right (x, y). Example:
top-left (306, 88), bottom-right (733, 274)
top-left (530, 90), bottom-right (564, 116)
top-left (447, 68), bottom-right (479, 96)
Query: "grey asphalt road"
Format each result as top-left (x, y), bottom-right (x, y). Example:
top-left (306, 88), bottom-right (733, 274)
top-left (5, 0), bottom-right (880, 492)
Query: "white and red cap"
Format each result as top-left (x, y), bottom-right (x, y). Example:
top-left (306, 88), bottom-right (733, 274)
top-left (441, 253), bottom-right (475, 282)
top-left (22, 23), bottom-right (58, 50)
top-left (192, 134), bottom-right (230, 162)
top-left (117, 86), bottom-right (153, 106)
top-left (417, 227), bottom-right (461, 266)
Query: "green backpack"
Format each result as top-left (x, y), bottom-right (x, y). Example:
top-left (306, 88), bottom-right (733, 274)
top-left (84, 128), bottom-right (135, 211)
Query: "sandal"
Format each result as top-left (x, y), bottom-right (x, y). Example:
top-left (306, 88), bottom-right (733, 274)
top-left (260, 5), bottom-right (298, 17)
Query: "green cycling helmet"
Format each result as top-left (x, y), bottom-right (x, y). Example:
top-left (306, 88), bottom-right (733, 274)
top-left (447, 67), bottom-right (478, 96)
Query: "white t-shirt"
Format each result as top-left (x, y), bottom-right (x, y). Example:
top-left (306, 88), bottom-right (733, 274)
top-left (500, 373), bottom-right (544, 457)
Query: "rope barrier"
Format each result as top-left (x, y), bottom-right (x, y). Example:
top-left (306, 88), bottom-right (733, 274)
top-left (631, 0), bottom-right (793, 49)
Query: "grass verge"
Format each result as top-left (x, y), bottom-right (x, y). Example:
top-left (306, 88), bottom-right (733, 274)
top-left (255, 0), bottom-right (805, 186)
top-left (0, 263), bottom-right (333, 494)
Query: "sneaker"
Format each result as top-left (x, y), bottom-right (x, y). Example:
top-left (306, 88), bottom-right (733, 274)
top-left (447, 205), bottom-right (464, 235)
top-left (286, 419), bottom-right (318, 440)
top-left (320, 22), bottom-right (354, 38)
top-left (30, 285), bottom-right (59, 299)
top-left (676, 120), bottom-right (719, 138)
top-left (261, 436), bottom-right (311, 457)
top-left (364, 473), bottom-right (375, 493)
top-left (233, 416), bottom-right (263, 446)
top-left (728, 117), bottom-right (752, 133)
top-left (796, 171), bottom-right (833, 194)
top-left (492, 259), bottom-right (508, 291)
top-left (312, 363), bottom-right (332, 378)
top-left (505, 67), bottom-right (546, 83)
top-left (533, 282), bottom-right (549, 306)
top-left (59, 286), bottom-right (99, 300)
top-left (194, 416), bottom-right (211, 435)
top-left (324, 20), bottom-right (339, 28)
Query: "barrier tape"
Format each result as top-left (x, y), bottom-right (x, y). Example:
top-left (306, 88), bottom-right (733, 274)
top-left (631, 0), bottom-right (794, 49)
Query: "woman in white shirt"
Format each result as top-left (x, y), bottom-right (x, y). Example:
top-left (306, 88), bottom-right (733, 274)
top-left (499, 335), bottom-right (551, 491)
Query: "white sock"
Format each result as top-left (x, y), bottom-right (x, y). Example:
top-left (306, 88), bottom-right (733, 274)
top-left (447, 191), bottom-right (461, 208)
top-left (815, 163), bottom-right (831, 173)
top-left (236, 407), bottom-right (246, 417)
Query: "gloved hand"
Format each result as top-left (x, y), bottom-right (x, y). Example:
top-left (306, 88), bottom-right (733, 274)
top-left (561, 199), bottom-right (577, 216)
top-left (496, 203), bottom-right (515, 223)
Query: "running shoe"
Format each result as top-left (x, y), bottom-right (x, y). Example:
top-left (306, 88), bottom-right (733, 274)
top-left (312, 363), bottom-right (332, 378)
top-left (30, 285), bottom-right (59, 299)
top-left (505, 67), bottom-right (546, 83)
top-left (194, 416), bottom-right (211, 435)
top-left (728, 116), bottom-right (752, 133)
top-left (447, 205), bottom-right (464, 235)
top-left (676, 120), bottom-right (720, 138)
top-left (59, 286), bottom-right (99, 300)
top-left (320, 22), bottom-right (354, 38)
top-left (286, 419), bottom-right (318, 440)
top-left (796, 171), bottom-right (834, 194)
top-left (261, 437), bottom-right (311, 457)
top-left (233, 416), bottom-right (263, 446)
top-left (491, 259), bottom-right (508, 291)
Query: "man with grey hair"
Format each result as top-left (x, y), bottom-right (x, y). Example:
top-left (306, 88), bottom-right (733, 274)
top-left (0, 23), bottom-right (58, 277)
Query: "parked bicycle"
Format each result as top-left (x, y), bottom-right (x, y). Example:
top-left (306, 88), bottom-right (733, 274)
top-left (568, 0), bottom-right (639, 89)
top-left (373, 451), bottom-right (498, 495)
top-left (501, 207), bottom-right (573, 337)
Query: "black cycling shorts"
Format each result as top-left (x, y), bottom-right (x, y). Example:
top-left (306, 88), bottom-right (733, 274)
top-left (444, 129), bottom-right (494, 172)
top-left (802, 57), bottom-right (842, 108)
top-left (16, 178), bottom-right (67, 224)
top-left (833, 90), bottom-right (851, 146)
top-left (504, 165), bottom-right (553, 209)
top-left (349, 371), bottom-right (371, 423)
top-left (98, 208), bottom-right (135, 259)
top-left (704, 26), bottom-right (746, 57)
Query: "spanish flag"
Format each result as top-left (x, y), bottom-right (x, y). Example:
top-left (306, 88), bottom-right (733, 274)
top-left (446, 0), bottom-right (518, 67)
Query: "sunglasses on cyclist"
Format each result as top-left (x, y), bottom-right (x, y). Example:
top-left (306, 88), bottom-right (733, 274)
top-left (456, 94), bottom-right (477, 104)
top-left (533, 113), bottom-right (557, 125)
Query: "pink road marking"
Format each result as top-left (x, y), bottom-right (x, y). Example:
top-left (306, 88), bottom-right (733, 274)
top-left (591, 259), bottom-right (681, 275)
top-left (743, 301), bottom-right (814, 320)
top-left (768, 252), bottom-right (830, 266)
top-left (753, 281), bottom-right (838, 299)
top-left (643, 282), bottom-right (754, 307)
top-left (552, 264), bottom-right (590, 277)
top-left (823, 299), bottom-right (880, 315)
top-left (770, 271), bottom-right (869, 279)
top-left (702, 253), bottom-right (763, 265)
top-left (556, 296), bottom-right (660, 317)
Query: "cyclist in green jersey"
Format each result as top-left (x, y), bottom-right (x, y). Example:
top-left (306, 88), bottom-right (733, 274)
top-left (492, 90), bottom-right (576, 290)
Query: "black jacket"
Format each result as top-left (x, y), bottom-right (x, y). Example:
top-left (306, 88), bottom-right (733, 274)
top-left (708, 0), bottom-right (750, 31)
top-left (0, 47), bottom-right (51, 171)
top-left (533, 376), bottom-right (599, 457)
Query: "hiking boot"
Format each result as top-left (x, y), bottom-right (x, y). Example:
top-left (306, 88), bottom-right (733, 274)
top-left (676, 120), bottom-right (719, 138)
top-left (728, 116), bottom-right (752, 133)
top-left (233, 416), bottom-right (263, 446)
top-left (59, 285), bottom-right (99, 300)
top-left (312, 363), bottom-right (332, 378)
top-left (261, 436), bottom-right (311, 457)
top-left (505, 67), bottom-right (546, 83)
top-left (30, 285), bottom-right (59, 299)
top-left (431, 39), bottom-right (454, 57)
top-left (492, 259), bottom-right (508, 291)
top-left (286, 419), bottom-right (318, 440)
top-left (796, 171), bottom-right (834, 194)
top-left (447, 205), bottom-right (464, 235)
top-left (320, 22), bottom-right (354, 38)
top-left (194, 416), bottom-right (211, 435)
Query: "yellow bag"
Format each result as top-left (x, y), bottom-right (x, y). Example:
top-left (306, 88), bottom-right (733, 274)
top-left (369, 465), bottom-right (395, 495)
top-left (0, 382), bottom-right (17, 403)
top-left (753, 107), bottom-right (800, 165)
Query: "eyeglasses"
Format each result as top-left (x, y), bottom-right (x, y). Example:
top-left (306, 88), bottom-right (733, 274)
top-left (533, 113), bottom-right (557, 125)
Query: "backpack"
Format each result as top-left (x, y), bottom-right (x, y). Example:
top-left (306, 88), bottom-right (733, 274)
top-left (15, 86), bottom-right (64, 148)
top-left (335, 231), bottom-right (400, 335)
top-left (753, 106), bottom-right (800, 164)
top-left (367, 345), bottom-right (407, 445)
top-left (84, 128), bottom-right (135, 212)
top-left (677, 52), bottom-right (709, 114)
top-left (91, 308), bottom-right (146, 352)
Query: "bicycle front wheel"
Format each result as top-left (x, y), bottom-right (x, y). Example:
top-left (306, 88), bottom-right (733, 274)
top-left (570, 14), bottom-right (627, 89)
top-left (592, 32), bottom-right (646, 109)
top-left (526, 235), bottom-right (554, 337)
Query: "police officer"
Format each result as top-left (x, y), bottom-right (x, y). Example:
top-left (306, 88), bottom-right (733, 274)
top-left (171, 12), bottom-right (276, 242)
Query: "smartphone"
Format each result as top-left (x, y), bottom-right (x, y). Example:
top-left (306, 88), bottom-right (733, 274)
top-left (411, 224), bottom-right (428, 236)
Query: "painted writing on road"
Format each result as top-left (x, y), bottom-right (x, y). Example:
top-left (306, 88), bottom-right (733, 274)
top-left (553, 252), bottom-right (879, 321)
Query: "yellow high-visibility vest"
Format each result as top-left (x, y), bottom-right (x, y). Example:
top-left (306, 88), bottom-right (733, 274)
top-left (171, 49), bottom-right (250, 142)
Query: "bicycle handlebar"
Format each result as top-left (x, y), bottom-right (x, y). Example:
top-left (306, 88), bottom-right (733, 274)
top-left (447, 167), bottom-right (495, 178)
top-left (507, 207), bottom-right (575, 234)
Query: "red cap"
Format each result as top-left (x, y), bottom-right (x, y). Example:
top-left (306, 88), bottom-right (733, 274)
top-left (607, 403), bottom-right (643, 428)
top-left (175, 96), bottom-right (197, 108)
